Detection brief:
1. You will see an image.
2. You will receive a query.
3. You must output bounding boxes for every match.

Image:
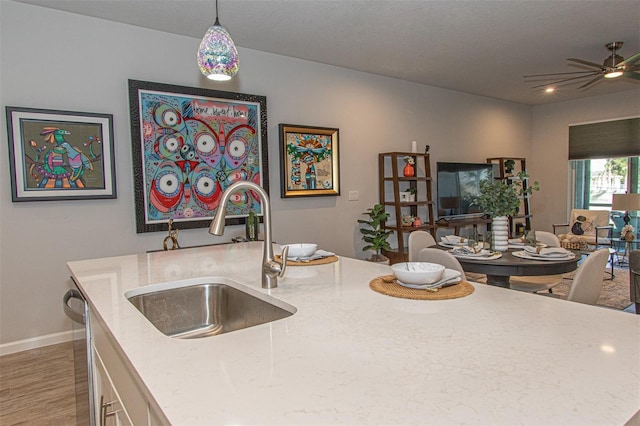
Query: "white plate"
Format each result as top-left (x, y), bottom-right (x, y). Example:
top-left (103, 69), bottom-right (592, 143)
top-left (508, 242), bottom-right (547, 249)
top-left (512, 251), bottom-right (575, 261)
top-left (396, 269), bottom-right (462, 289)
top-left (450, 250), bottom-right (502, 260)
top-left (286, 249), bottom-right (335, 261)
top-left (438, 242), bottom-right (465, 249)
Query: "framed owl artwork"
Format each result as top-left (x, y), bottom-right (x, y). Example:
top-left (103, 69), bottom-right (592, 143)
top-left (128, 80), bottom-right (268, 233)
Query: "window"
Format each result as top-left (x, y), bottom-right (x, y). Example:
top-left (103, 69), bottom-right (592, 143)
top-left (568, 117), bottom-right (639, 237)
top-left (571, 156), bottom-right (639, 235)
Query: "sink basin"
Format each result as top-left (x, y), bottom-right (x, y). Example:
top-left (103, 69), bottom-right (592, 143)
top-left (126, 279), bottom-right (295, 339)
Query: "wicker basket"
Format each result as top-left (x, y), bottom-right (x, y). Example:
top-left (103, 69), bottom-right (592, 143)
top-left (560, 240), bottom-right (589, 250)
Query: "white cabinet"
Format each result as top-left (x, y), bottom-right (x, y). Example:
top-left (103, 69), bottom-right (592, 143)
top-left (89, 306), bottom-right (170, 426)
top-left (94, 349), bottom-right (133, 426)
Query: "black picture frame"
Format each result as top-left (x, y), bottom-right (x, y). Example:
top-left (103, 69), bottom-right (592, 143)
top-left (128, 80), bottom-right (268, 233)
top-left (5, 106), bottom-right (116, 202)
top-left (279, 123), bottom-right (340, 198)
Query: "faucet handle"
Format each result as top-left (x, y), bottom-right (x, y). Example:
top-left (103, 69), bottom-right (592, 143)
top-left (278, 245), bottom-right (289, 277)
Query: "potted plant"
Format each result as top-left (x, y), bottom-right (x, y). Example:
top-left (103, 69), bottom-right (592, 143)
top-left (400, 187), bottom-right (417, 202)
top-left (504, 159), bottom-right (516, 176)
top-left (474, 171), bottom-right (539, 250)
top-left (358, 204), bottom-right (392, 263)
top-left (407, 186), bottom-right (417, 201)
top-left (401, 214), bottom-right (415, 226)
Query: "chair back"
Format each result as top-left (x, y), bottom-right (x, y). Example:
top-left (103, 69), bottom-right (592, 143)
top-left (567, 248), bottom-right (609, 305)
top-left (408, 231), bottom-right (437, 261)
top-left (417, 248), bottom-right (466, 280)
top-left (535, 230), bottom-right (560, 247)
top-left (630, 250), bottom-right (640, 304)
top-left (630, 250), bottom-right (640, 271)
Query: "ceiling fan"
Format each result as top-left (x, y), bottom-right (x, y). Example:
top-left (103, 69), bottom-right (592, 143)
top-left (524, 41), bottom-right (640, 91)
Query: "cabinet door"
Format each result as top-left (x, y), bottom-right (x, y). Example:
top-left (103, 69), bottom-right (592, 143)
top-left (90, 307), bottom-right (149, 425)
top-left (93, 349), bottom-right (133, 426)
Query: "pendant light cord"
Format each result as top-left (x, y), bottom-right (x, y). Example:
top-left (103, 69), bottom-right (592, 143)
top-left (215, 0), bottom-right (221, 26)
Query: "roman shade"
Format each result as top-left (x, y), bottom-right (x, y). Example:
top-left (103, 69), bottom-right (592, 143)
top-left (569, 117), bottom-right (640, 160)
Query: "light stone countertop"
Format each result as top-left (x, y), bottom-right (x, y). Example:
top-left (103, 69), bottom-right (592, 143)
top-left (67, 242), bottom-right (640, 425)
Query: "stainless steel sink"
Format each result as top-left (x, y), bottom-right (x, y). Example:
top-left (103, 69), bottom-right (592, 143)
top-left (126, 281), bottom-right (295, 339)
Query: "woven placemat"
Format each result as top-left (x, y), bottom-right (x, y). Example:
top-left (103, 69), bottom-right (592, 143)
top-left (275, 255), bottom-right (339, 266)
top-left (369, 275), bottom-right (474, 300)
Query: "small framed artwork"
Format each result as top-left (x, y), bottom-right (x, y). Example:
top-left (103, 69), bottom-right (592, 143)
top-left (279, 124), bottom-right (340, 198)
top-left (5, 107), bottom-right (116, 202)
top-left (128, 80), bottom-right (268, 233)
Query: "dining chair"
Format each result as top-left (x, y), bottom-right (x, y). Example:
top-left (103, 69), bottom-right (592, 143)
top-left (509, 231), bottom-right (565, 293)
top-left (417, 248), bottom-right (466, 280)
top-left (566, 248), bottom-right (609, 305)
top-left (629, 250), bottom-right (640, 314)
top-left (408, 231), bottom-right (437, 262)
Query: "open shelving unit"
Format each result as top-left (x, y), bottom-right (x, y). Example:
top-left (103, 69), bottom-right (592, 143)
top-left (378, 152), bottom-right (436, 264)
top-left (486, 157), bottom-right (532, 236)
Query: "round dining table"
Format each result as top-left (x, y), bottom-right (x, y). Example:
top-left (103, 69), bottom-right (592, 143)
top-left (454, 248), bottom-right (581, 288)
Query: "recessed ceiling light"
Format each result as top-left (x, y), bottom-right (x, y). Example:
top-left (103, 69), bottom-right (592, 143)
top-left (545, 87), bottom-right (555, 93)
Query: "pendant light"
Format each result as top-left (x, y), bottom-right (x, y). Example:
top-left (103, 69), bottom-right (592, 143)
top-left (197, 0), bottom-right (239, 81)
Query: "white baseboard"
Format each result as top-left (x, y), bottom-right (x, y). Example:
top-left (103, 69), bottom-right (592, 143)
top-left (0, 329), bottom-right (84, 356)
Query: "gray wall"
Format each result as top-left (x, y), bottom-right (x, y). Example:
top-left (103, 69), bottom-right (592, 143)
top-left (529, 91), bottom-right (640, 233)
top-left (2, 0), bottom-right (636, 350)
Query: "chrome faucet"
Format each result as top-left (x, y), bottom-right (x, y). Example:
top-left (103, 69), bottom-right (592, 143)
top-left (209, 181), bottom-right (288, 289)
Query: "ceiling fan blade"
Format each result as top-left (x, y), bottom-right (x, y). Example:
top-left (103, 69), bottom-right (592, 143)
top-left (524, 70), bottom-right (598, 79)
top-left (623, 71), bottom-right (640, 81)
top-left (567, 58), bottom-right (606, 69)
top-left (530, 72), bottom-right (600, 89)
top-left (578, 75), bottom-right (603, 89)
top-left (618, 51), bottom-right (640, 67)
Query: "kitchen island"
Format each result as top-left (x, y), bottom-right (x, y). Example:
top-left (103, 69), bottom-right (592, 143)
top-left (67, 242), bottom-right (640, 425)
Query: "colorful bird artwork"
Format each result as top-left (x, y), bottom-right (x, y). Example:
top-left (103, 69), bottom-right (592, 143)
top-left (30, 127), bottom-right (98, 189)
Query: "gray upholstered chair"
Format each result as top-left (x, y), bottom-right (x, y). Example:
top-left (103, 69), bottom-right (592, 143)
top-left (629, 250), bottom-right (640, 314)
top-left (566, 248), bottom-right (609, 305)
top-left (417, 248), bottom-right (466, 280)
top-left (408, 231), bottom-right (437, 262)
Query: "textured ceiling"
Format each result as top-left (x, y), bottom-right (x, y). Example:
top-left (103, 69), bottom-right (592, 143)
top-left (13, 0), bottom-right (640, 106)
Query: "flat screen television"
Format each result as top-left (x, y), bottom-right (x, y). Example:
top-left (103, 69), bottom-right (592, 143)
top-left (437, 162), bottom-right (494, 220)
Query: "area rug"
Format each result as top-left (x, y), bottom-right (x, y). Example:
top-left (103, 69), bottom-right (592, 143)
top-left (467, 265), bottom-right (633, 311)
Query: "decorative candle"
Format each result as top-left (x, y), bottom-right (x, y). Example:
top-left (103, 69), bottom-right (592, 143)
top-left (411, 140), bottom-right (417, 153)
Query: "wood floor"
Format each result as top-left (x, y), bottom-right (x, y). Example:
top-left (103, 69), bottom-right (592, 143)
top-left (0, 341), bottom-right (77, 426)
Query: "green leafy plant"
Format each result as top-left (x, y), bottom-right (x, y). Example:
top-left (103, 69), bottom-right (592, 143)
top-left (357, 204), bottom-right (392, 261)
top-left (504, 159), bottom-right (516, 175)
top-left (474, 171), bottom-right (539, 217)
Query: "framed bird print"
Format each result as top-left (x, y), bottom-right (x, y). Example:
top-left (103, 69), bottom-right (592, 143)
top-left (128, 80), bottom-right (268, 233)
top-left (279, 124), bottom-right (340, 198)
top-left (5, 106), bottom-right (116, 202)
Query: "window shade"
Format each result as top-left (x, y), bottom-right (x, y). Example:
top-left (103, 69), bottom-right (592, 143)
top-left (569, 117), bottom-right (640, 159)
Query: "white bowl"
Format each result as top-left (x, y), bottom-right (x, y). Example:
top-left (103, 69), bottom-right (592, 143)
top-left (284, 243), bottom-right (318, 258)
top-left (391, 262), bottom-right (445, 285)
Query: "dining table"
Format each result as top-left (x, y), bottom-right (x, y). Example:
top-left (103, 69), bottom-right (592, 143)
top-left (450, 247), bottom-right (580, 288)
